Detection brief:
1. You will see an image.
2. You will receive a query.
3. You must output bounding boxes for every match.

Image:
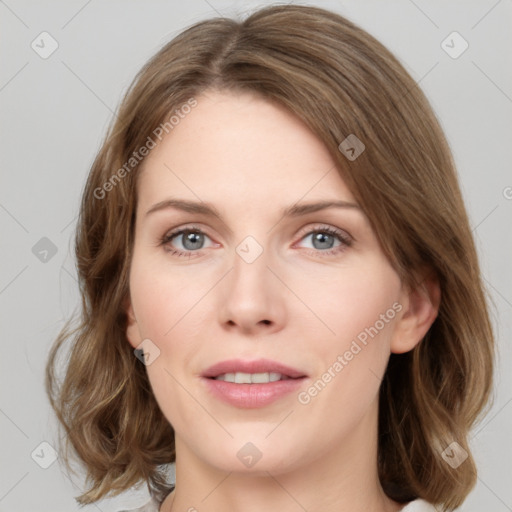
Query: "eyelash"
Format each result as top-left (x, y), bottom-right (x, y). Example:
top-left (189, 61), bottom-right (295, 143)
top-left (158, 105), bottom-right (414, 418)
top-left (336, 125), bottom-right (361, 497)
top-left (159, 223), bottom-right (353, 259)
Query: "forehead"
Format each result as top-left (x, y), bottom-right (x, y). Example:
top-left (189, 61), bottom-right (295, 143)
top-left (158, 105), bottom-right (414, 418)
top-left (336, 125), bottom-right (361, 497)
top-left (137, 89), bottom-right (356, 212)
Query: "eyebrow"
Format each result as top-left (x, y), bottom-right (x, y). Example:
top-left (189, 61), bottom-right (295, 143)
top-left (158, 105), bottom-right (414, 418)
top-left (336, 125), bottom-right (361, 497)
top-left (145, 198), bottom-right (361, 220)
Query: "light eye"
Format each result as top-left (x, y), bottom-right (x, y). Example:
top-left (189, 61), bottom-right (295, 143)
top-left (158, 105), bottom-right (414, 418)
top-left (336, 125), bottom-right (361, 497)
top-left (299, 231), bottom-right (341, 251)
top-left (160, 226), bottom-right (214, 257)
top-left (295, 226), bottom-right (352, 256)
top-left (160, 224), bottom-right (352, 258)
top-left (175, 230), bottom-right (210, 251)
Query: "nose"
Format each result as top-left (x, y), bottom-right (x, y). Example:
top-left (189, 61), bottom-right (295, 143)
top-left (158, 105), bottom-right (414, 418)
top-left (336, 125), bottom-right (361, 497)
top-left (218, 243), bottom-right (287, 336)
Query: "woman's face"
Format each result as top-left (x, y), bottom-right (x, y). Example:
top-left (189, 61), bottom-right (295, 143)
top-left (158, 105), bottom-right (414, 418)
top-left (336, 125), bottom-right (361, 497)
top-left (126, 89), bottom-right (418, 476)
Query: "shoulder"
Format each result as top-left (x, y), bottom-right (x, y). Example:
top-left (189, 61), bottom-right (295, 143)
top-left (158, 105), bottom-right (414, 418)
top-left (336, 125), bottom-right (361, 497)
top-left (401, 499), bottom-right (440, 511)
top-left (116, 485), bottom-right (174, 512)
top-left (117, 496), bottom-right (440, 512)
top-left (116, 495), bottom-right (161, 512)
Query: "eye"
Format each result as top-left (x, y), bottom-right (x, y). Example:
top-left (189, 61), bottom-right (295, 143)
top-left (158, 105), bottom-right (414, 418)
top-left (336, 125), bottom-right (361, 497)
top-left (160, 225), bottom-right (215, 258)
top-left (295, 225), bottom-right (352, 256)
top-left (160, 224), bottom-right (352, 258)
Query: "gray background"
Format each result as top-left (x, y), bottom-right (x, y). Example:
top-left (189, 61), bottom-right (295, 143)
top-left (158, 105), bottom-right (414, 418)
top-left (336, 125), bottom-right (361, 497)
top-left (1, 0), bottom-right (511, 510)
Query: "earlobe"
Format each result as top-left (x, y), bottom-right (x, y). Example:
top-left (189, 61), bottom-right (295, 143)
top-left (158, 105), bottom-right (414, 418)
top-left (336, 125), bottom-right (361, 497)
top-left (391, 270), bottom-right (441, 354)
top-left (124, 297), bottom-right (142, 349)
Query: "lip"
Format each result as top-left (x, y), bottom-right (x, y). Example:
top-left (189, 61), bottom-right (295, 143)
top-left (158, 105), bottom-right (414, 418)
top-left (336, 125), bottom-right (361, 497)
top-left (201, 358), bottom-right (307, 379)
top-left (200, 358), bottom-right (308, 409)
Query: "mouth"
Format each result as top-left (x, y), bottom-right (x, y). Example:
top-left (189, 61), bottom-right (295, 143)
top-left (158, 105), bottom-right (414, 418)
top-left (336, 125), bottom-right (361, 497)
top-left (210, 372), bottom-right (298, 383)
top-left (201, 358), bottom-right (308, 381)
top-left (200, 359), bottom-right (308, 408)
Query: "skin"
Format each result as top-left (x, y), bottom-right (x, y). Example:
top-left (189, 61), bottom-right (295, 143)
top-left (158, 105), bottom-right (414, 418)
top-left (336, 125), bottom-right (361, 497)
top-left (126, 89), bottom-right (440, 512)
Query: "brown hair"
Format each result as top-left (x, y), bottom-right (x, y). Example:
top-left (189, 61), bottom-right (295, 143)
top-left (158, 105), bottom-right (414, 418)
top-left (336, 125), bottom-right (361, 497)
top-left (45, 4), bottom-right (494, 509)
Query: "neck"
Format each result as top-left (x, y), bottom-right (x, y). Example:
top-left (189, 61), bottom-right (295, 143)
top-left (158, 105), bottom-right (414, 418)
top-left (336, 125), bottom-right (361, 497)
top-left (161, 399), bottom-right (402, 512)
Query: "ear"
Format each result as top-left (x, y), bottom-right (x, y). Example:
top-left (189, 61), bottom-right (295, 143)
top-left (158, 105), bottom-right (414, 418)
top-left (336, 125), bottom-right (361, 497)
top-left (391, 269), bottom-right (441, 354)
top-left (124, 295), bottom-right (143, 349)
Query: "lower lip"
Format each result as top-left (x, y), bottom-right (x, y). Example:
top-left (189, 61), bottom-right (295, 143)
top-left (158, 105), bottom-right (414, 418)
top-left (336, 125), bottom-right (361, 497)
top-left (202, 377), bottom-right (306, 408)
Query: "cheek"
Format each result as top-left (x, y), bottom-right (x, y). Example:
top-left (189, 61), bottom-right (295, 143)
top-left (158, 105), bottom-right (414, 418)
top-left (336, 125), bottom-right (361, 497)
top-left (294, 263), bottom-right (401, 410)
top-left (129, 256), bottom-right (210, 409)
top-left (129, 258), bottom-right (207, 340)
top-left (292, 268), bottom-right (401, 433)
top-left (295, 262), bottom-right (402, 349)
top-left (129, 260), bottom-right (204, 423)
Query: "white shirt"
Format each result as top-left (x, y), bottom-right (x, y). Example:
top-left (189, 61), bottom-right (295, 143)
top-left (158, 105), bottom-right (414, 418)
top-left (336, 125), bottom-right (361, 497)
top-left (117, 496), bottom-right (439, 511)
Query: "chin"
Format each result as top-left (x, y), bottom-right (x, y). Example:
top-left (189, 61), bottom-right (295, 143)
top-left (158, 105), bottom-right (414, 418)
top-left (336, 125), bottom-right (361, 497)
top-left (195, 437), bottom-right (308, 476)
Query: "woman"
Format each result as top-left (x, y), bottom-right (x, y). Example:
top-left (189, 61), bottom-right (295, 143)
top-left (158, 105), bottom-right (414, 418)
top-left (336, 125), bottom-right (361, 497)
top-left (46, 5), bottom-right (494, 512)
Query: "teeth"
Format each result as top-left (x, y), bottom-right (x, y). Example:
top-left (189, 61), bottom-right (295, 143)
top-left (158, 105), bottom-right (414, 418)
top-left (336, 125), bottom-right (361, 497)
top-left (214, 372), bottom-right (288, 383)
top-left (235, 372), bottom-right (252, 384)
top-left (252, 372), bottom-right (273, 383)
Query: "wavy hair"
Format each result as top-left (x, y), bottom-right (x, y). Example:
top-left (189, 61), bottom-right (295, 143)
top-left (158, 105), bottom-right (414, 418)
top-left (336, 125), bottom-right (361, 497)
top-left (45, 4), bottom-right (494, 509)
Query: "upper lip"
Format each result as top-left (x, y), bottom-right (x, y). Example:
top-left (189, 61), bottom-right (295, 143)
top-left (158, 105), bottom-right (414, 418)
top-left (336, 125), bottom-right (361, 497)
top-left (201, 358), bottom-right (307, 379)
